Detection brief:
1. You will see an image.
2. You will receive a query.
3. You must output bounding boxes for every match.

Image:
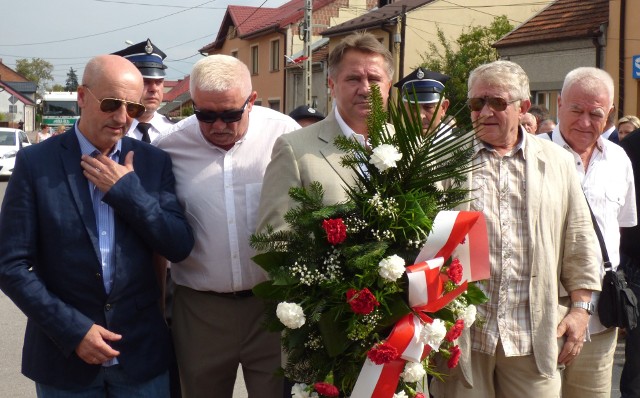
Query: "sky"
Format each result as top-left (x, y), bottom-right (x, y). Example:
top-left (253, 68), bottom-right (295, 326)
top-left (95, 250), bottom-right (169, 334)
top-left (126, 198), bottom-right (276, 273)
top-left (1, 0), bottom-right (289, 86)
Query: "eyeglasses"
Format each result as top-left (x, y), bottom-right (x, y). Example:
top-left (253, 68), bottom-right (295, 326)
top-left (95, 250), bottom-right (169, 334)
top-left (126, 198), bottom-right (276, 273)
top-left (194, 96), bottom-right (252, 124)
top-left (83, 86), bottom-right (146, 118)
top-left (467, 97), bottom-right (520, 112)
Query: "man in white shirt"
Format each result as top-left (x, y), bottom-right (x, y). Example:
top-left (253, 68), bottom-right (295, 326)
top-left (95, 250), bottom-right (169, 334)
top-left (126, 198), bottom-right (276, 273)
top-left (154, 55), bottom-right (300, 397)
top-left (113, 39), bottom-right (174, 143)
top-left (548, 67), bottom-right (637, 398)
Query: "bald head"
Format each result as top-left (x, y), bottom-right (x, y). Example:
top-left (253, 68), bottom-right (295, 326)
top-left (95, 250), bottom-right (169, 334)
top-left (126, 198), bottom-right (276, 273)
top-left (78, 55), bottom-right (144, 154)
top-left (82, 55), bottom-right (143, 89)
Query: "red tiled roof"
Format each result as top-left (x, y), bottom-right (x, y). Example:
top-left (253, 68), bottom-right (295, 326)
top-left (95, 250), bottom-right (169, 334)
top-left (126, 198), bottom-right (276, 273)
top-left (199, 0), bottom-right (335, 53)
top-left (494, 0), bottom-right (608, 48)
top-left (163, 76), bottom-right (190, 103)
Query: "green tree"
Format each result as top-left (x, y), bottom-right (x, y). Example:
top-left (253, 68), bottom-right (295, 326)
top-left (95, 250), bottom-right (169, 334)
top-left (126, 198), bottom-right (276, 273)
top-left (51, 84), bottom-right (65, 92)
top-left (15, 58), bottom-right (54, 94)
top-left (419, 15), bottom-right (513, 126)
top-left (65, 67), bottom-right (79, 91)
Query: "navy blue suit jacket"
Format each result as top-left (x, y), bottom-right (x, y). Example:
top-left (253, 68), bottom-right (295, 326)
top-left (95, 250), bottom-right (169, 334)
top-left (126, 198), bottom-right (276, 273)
top-left (0, 129), bottom-right (194, 389)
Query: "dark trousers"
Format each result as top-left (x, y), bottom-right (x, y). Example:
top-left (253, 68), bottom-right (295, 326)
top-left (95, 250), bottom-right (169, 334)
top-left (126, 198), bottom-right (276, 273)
top-left (620, 255), bottom-right (640, 398)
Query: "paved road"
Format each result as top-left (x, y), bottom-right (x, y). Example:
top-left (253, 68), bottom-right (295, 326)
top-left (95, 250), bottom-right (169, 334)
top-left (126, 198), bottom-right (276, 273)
top-left (0, 178), bottom-right (624, 397)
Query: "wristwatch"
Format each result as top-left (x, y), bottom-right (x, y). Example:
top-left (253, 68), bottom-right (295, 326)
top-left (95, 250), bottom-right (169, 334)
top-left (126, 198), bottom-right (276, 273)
top-left (572, 301), bottom-right (595, 315)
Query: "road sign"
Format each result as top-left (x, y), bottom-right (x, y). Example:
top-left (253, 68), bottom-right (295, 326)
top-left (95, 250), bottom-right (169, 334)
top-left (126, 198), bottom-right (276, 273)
top-left (634, 55), bottom-right (640, 79)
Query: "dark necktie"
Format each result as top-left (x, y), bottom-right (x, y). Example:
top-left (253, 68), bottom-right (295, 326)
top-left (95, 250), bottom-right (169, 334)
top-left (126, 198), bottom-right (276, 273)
top-left (137, 122), bottom-right (152, 143)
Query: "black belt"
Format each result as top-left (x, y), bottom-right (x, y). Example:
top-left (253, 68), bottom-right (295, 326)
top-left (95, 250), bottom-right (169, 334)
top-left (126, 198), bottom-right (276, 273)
top-left (207, 289), bottom-right (254, 298)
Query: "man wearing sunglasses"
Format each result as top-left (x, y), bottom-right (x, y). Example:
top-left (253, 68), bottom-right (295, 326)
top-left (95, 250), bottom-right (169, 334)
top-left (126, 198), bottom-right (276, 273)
top-left (0, 54), bottom-right (194, 397)
top-left (431, 60), bottom-right (601, 398)
top-left (113, 39), bottom-right (174, 144)
top-left (545, 67), bottom-right (636, 398)
top-left (154, 54), bottom-right (300, 398)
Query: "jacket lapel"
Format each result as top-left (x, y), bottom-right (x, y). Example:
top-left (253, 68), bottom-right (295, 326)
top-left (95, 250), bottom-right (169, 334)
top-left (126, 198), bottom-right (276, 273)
top-left (60, 131), bottom-right (101, 262)
top-left (318, 112), bottom-right (358, 186)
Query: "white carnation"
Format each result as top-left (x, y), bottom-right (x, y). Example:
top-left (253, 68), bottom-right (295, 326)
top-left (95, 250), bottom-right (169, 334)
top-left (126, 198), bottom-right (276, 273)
top-left (276, 302), bottom-right (306, 329)
top-left (291, 383), bottom-right (319, 398)
top-left (420, 318), bottom-right (447, 350)
top-left (369, 144), bottom-right (403, 172)
top-left (393, 392), bottom-right (408, 398)
top-left (378, 254), bottom-right (406, 281)
top-left (460, 304), bottom-right (477, 328)
top-left (401, 361), bottom-right (426, 383)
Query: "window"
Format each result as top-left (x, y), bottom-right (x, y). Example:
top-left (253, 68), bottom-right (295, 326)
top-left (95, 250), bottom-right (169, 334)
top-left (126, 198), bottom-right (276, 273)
top-left (270, 40), bottom-right (280, 72)
top-left (231, 50), bottom-right (238, 58)
top-left (251, 45), bottom-right (259, 75)
top-left (269, 99), bottom-right (281, 111)
top-left (227, 26), bottom-right (237, 40)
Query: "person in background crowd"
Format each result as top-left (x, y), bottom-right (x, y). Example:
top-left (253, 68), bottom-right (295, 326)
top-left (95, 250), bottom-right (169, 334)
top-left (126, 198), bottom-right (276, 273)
top-left (53, 125), bottom-right (66, 136)
top-left (155, 54), bottom-right (300, 398)
top-left (538, 118), bottom-right (557, 135)
top-left (528, 104), bottom-right (550, 133)
top-left (619, 126), bottom-right (640, 398)
top-left (35, 124), bottom-right (51, 143)
top-left (617, 115), bottom-right (640, 141)
top-left (113, 39), bottom-right (174, 143)
top-left (0, 54), bottom-right (194, 397)
top-left (394, 67), bottom-right (450, 135)
top-left (548, 67), bottom-right (636, 398)
top-left (431, 60), bottom-right (601, 398)
top-left (288, 105), bottom-right (325, 127)
top-left (521, 112), bottom-right (537, 134)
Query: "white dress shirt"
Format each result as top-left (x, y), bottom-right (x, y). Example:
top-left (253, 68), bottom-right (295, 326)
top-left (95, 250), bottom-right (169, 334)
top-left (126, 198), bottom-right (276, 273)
top-left (550, 126), bottom-right (637, 333)
top-left (154, 106), bottom-right (300, 292)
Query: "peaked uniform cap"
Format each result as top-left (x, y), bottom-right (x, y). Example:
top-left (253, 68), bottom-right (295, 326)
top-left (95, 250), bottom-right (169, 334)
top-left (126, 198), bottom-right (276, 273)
top-left (395, 67), bottom-right (450, 104)
top-left (289, 106), bottom-right (325, 122)
top-left (112, 38), bottom-right (167, 79)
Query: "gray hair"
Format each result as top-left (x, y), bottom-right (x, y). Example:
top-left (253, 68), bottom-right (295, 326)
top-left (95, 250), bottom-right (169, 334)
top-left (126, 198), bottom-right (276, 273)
top-left (468, 60), bottom-right (530, 102)
top-left (190, 54), bottom-right (252, 97)
top-left (561, 67), bottom-right (614, 109)
top-left (327, 32), bottom-right (394, 80)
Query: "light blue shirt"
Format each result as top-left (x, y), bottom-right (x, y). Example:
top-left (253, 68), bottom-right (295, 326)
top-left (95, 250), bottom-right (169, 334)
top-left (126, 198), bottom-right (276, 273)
top-left (74, 127), bottom-right (121, 367)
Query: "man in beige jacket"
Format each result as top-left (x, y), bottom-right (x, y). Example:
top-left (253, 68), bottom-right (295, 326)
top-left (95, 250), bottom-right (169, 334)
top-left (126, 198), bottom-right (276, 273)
top-left (431, 60), bottom-right (601, 398)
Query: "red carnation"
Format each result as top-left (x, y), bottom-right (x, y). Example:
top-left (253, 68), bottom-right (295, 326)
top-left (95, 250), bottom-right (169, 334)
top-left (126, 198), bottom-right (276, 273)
top-left (447, 258), bottom-right (463, 284)
top-left (314, 382), bottom-right (339, 397)
top-left (415, 394), bottom-right (426, 398)
top-left (448, 345), bottom-right (461, 368)
top-left (322, 218), bottom-right (347, 245)
top-left (367, 342), bottom-right (399, 365)
top-left (445, 319), bottom-right (464, 342)
top-left (346, 288), bottom-right (380, 315)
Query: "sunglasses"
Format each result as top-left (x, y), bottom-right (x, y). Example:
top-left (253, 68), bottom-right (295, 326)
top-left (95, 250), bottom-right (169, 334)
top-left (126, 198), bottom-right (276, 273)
top-left (194, 96), bottom-right (251, 124)
top-left (83, 86), bottom-right (146, 118)
top-left (467, 97), bottom-right (520, 112)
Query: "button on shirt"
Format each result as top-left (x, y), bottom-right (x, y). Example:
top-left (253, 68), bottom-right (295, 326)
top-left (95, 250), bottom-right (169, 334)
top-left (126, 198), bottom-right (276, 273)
top-left (75, 125), bottom-right (121, 366)
top-left (470, 130), bottom-right (532, 357)
top-left (551, 126), bottom-right (637, 333)
top-left (154, 106), bottom-right (300, 292)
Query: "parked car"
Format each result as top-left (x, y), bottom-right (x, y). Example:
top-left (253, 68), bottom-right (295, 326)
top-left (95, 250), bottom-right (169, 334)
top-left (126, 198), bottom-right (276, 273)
top-left (0, 128), bottom-right (31, 176)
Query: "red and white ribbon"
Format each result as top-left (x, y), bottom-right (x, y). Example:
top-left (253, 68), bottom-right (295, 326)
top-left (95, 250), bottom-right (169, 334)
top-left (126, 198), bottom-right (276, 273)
top-left (351, 211), bottom-right (489, 397)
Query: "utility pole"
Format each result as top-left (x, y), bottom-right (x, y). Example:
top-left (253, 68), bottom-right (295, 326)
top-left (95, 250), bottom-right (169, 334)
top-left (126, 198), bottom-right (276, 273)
top-left (303, 0), bottom-right (312, 106)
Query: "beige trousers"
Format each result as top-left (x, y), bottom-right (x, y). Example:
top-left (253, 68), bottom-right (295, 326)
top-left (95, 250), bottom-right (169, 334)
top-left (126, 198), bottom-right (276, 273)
top-left (430, 341), bottom-right (562, 398)
top-left (562, 327), bottom-right (617, 398)
top-left (171, 285), bottom-right (283, 398)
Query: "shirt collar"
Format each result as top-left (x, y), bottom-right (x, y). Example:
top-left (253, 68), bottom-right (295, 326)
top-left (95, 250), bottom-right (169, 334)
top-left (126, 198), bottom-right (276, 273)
top-left (334, 107), bottom-right (367, 147)
top-left (473, 126), bottom-right (526, 159)
top-left (75, 123), bottom-right (122, 158)
top-left (552, 124), bottom-right (605, 157)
